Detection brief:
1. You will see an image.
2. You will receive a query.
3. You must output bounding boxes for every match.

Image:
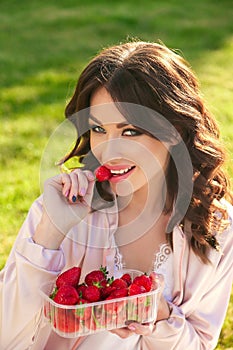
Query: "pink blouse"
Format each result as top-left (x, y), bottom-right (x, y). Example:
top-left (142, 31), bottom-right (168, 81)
top-left (0, 195), bottom-right (233, 349)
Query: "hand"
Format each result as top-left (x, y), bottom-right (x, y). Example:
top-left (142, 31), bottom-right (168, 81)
top-left (43, 169), bottom-right (95, 235)
top-left (150, 272), bottom-right (172, 322)
top-left (110, 322), bottom-right (154, 338)
top-left (33, 169), bottom-right (95, 249)
top-left (110, 273), bottom-right (170, 340)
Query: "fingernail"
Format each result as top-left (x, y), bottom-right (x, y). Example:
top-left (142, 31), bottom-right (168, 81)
top-left (80, 188), bottom-right (85, 196)
top-left (64, 190), bottom-right (70, 197)
top-left (128, 325), bottom-right (136, 331)
top-left (72, 195), bottom-right (77, 203)
top-left (88, 173), bottom-right (95, 181)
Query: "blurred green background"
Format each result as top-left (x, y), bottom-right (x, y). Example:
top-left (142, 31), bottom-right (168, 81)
top-left (0, 0), bottom-right (232, 348)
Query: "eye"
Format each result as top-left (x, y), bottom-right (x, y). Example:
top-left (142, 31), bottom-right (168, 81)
top-left (89, 125), bottom-right (106, 134)
top-left (122, 128), bottom-right (142, 136)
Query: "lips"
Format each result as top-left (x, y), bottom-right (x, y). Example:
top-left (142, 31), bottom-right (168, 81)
top-left (110, 165), bottom-right (135, 176)
top-left (105, 165), bottom-right (135, 182)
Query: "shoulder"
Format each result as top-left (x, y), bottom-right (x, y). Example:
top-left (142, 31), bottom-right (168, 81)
top-left (25, 194), bottom-right (44, 223)
top-left (212, 199), bottom-right (233, 264)
top-left (15, 195), bottom-right (44, 238)
top-left (30, 194), bottom-right (44, 213)
top-left (218, 199), bottom-right (233, 240)
top-left (223, 198), bottom-right (233, 221)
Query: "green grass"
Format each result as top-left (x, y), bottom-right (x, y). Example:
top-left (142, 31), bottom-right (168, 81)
top-left (0, 0), bottom-right (232, 348)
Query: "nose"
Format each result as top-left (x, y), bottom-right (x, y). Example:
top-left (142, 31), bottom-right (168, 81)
top-left (101, 138), bottom-right (124, 163)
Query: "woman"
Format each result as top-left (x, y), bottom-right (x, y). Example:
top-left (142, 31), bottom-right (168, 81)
top-left (0, 41), bottom-right (232, 350)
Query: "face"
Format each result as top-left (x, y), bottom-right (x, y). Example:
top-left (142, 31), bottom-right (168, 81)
top-left (89, 87), bottom-right (171, 197)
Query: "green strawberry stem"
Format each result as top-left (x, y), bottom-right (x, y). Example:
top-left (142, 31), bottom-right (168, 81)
top-left (100, 265), bottom-right (109, 278)
top-left (49, 287), bottom-right (58, 300)
top-left (91, 307), bottom-right (103, 328)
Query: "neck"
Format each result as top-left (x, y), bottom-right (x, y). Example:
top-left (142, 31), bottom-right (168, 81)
top-left (117, 175), bottom-right (166, 221)
top-left (115, 177), bottom-right (168, 248)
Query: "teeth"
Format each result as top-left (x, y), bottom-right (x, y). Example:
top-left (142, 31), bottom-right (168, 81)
top-left (110, 167), bottom-right (132, 175)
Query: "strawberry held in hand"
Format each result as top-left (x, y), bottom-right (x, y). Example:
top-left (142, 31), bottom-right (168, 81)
top-left (95, 166), bottom-right (112, 182)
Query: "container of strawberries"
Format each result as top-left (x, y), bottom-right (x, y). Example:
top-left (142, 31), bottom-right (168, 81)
top-left (40, 266), bottom-right (161, 338)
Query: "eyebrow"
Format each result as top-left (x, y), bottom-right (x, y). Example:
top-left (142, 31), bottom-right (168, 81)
top-left (89, 113), bottom-right (129, 129)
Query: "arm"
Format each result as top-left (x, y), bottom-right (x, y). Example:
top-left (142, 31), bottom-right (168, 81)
top-left (0, 197), bottom-right (66, 349)
top-left (141, 223), bottom-right (233, 350)
top-left (0, 169), bottom-right (95, 349)
top-left (113, 213), bottom-right (233, 349)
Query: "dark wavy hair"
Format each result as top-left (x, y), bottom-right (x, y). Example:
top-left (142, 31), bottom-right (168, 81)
top-left (62, 41), bottom-right (232, 263)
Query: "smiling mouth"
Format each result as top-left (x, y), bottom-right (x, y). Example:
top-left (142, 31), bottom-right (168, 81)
top-left (110, 166), bottom-right (135, 176)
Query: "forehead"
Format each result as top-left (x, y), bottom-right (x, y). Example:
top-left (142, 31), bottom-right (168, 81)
top-left (90, 87), bottom-right (127, 124)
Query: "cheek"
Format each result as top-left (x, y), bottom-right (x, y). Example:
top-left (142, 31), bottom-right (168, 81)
top-left (90, 138), bottom-right (101, 160)
top-left (149, 143), bottom-right (170, 170)
top-left (111, 179), bottom-right (134, 197)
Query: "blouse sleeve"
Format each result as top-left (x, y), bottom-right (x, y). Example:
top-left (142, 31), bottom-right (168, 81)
top-left (141, 206), bottom-right (233, 350)
top-left (0, 196), bottom-right (66, 349)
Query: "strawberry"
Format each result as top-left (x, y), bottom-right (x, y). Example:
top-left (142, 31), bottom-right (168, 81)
top-left (98, 279), bottom-right (108, 289)
top-left (128, 283), bottom-right (146, 296)
top-left (111, 278), bottom-right (128, 289)
top-left (100, 285), bottom-right (116, 300)
top-left (120, 273), bottom-right (132, 286)
top-left (76, 283), bottom-right (87, 297)
top-left (95, 166), bottom-right (112, 182)
top-left (53, 285), bottom-right (79, 305)
top-left (143, 295), bottom-right (153, 320)
top-left (85, 307), bottom-right (101, 331)
top-left (72, 299), bottom-right (92, 323)
top-left (105, 289), bottom-right (128, 326)
top-left (104, 304), bottom-right (117, 328)
top-left (84, 266), bottom-right (108, 287)
top-left (56, 267), bottom-right (81, 288)
top-left (136, 299), bottom-right (144, 319)
top-left (133, 274), bottom-right (153, 292)
top-left (54, 308), bottom-right (77, 333)
top-left (107, 288), bottom-right (128, 299)
top-left (82, 285), bottom-right (101, 302)
top-left (44, 301), bottom-right (51, 320)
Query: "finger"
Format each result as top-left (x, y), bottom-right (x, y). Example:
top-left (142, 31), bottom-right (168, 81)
top-left (68, 170), bottom-right (88, 202)
top-left (149, 272), bottom-right (164, 292)
top-left (60, 173), bottom-right (72, 197)
top-left (68, 170), bottom-right (95, 204)
top-left (82, 177), bottom-right (95, 207)
top-left (83, 170), bottom-right (95, 182)
top-left (77, 170), bottom-right (96, 197)
top-left (75, 170), bottom-right (89, 197)
top-left (127, 322), bottom-right (153, 336)
top-left (110, 327), bottom-right (135, 339)
top-left (67, 171), bottom-right (79, 202)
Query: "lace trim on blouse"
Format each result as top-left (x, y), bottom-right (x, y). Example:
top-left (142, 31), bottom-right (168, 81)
top-left (114, 242), bottom-right (174, 302)
top-left (153, 243), bottom-right (172, 270)
top-left (114, 243), bottom-right (172, 272)
top-left (114, 248), bottom-right (126, 271)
